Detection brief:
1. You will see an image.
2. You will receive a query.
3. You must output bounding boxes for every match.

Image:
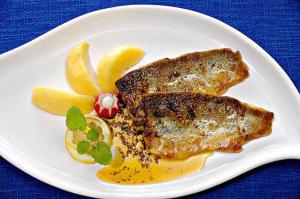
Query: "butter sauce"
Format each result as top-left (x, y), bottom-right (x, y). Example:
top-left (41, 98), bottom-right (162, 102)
top-left (97, 153), bottom-right (211, 184)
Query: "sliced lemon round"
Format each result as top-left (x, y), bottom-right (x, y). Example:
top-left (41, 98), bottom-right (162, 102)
top-left (86, 115), bottom-right (112, 146)
top-left (97, 45), bottom-right (144, 93)
top-left (65, 115), bottom-right (112, 164)
top-left (66, 42), bottom-right (101, 96)
top-left (65, 135), bottom-right (95, 164)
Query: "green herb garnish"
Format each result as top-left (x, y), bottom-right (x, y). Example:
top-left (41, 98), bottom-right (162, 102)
top-left (66, 106), bottom-right (87, 131)
top-left (87, 128), bottom-right (100, 141)
top-left (66, 106), bottom-right (112, 165)
top-left (77, 140), bottom-right (90, 154)
top-left (91, 141), bottom-right (112, 165)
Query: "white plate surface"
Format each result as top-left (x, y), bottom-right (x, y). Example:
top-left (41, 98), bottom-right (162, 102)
top-left (0, 5), bottom-right (299, 199)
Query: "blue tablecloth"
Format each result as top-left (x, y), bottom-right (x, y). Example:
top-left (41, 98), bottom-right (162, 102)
top-left (0, 1), bottom-right (299, 198)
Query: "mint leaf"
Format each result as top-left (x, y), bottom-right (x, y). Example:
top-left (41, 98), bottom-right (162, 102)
top-left (91, 141), bottom-right (112, 165)
top-left (87, 128), bottom-right (100, 141)
top-left (77, 140), bottom-right (90, 154)
top-left (66, 106), bottom-right (87, 131)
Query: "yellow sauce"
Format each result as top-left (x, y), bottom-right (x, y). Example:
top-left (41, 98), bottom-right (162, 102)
top-left (97, 153), bottom-right (211, 184)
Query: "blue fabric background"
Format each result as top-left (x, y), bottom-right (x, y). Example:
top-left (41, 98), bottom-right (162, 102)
top-left (0, 0), bottom-right (299, 198)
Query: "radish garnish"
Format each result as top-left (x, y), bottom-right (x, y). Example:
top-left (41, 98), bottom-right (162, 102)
top-left (94, 93), bottom-right (119, 118)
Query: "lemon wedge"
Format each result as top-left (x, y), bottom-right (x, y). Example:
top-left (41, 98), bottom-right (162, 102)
top-left (97, 45), bottom-right (144, 93)
top-left (66, 42), bottom-right (100, 96)
top-left (65, 115), bottom-right (112, 164)
top-left (32, 86), bottom-right (94, 115)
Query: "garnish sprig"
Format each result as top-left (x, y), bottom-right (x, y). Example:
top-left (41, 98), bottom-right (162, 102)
top-left (66, 106), bottom-right (112, 165)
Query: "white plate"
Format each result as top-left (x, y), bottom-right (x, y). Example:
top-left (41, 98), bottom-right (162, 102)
top-left (0, 5), bottom-right (299, 199)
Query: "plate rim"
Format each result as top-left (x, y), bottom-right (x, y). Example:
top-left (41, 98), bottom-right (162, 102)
top-left (0, 5), bottom-right (299, 199)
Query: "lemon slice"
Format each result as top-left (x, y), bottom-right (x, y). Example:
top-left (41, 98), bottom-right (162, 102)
top-left (65, 115), bottom-right (112, 164)
top-left (65, 136), bottom-right (95, 164)
top-left (32, 86), bottom-right (94, 116)
top-left (85, 115), bottom-right (112, 146)
top-left (97, 45), bottom-right (144, 93)
top-left (66, 42), bottom-right (100, 96)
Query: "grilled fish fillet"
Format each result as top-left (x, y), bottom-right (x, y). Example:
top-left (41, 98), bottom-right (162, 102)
top-left (142, 93), bottom-right (273, 159)
top-left (116, 49), bottom-right (249, 115)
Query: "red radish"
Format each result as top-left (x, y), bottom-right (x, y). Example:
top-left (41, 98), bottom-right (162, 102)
top-left (94, 93), bottom-right (119, 118)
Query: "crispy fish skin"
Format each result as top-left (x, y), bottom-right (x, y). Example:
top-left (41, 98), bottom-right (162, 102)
top-left (142, 93), bottom-right (273, 160)
top-left (116, 49), bottom-right (249, 115)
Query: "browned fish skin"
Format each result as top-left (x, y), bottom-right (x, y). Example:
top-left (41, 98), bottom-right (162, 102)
top-left (116, 49), bottom-right (249, 115)
top-left (142, 93), bottom-right (273, 160)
